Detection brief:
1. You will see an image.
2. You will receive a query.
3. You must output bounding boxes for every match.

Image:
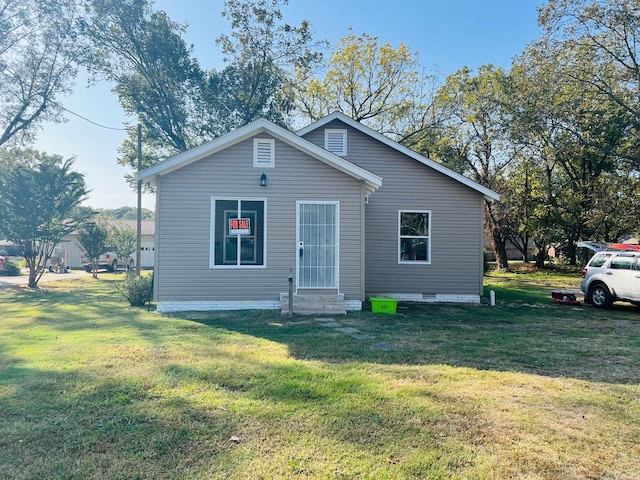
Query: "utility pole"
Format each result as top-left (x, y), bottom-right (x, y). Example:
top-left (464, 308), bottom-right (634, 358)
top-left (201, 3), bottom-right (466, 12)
top-left (136, 124), bottom-right (142, 276)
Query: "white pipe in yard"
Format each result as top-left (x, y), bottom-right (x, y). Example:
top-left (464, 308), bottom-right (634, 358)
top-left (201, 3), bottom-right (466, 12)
top-left (490, 290), bottom-right (496, 306)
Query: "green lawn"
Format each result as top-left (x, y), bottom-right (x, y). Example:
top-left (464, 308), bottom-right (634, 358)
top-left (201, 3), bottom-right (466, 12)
top-left (0, 271), bottom-right (639, 479)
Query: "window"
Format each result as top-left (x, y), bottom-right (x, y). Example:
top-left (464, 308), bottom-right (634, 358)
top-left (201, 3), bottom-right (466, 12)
top-left (610, 255), bottom-right (633, 270)
top-left (211, 199), bottom-right (265, 267)
top-left (253, 138), bottom-right (275, 168)
top-left (325, 129), bottom-right (347, 156)
top-left (588, 253), bottom-right (613, 268)
top-left (399, 210), bottom-right (430, 264)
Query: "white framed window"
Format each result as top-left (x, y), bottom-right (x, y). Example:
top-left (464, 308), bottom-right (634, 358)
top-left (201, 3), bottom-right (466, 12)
top-left (211, 198), bottom-right (266, 268)
top-left (398, 210), bottom-right (431, 264)
top-left (253, 138), bottom-right (275, 168)
top-left (325, 129), bottom-right (347, 156)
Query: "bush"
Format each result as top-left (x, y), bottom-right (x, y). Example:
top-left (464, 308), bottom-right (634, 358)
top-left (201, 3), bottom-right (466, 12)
top-left (0, 261), bottom-right (21, 276)
top-left (118, 272), bottom-right (153, 307)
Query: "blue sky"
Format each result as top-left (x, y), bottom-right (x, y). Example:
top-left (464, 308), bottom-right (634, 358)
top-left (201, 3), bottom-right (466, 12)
top-left (34, 0), bottom-right (544, 210)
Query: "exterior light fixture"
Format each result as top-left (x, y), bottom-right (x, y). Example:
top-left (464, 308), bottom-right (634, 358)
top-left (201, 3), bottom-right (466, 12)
top-left (260, 173), bottom-right (267, 187)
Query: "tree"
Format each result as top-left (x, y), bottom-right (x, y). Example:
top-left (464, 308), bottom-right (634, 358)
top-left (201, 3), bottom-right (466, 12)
top-left (80, 0), bottom-right (324, 187)
top-left (427, 65), bottom-right (516, 270)
top-left (201, 0), bottom-right (326, 135)
top-left (80, 0), bottom-right (205, 160)
top-left (77, 222), bottom-right (109, 278)
top-left (96, 206), bottom-right (154, 220)
top-left (294, 31), bottom-right (439, 142)
top-left (539, 0), bottom-right (640, 172)
top-left (107, 223), bottom-right (136, 270)
top-left (0, 151), bottom-right (89, 287)
top-left (201, 60), bottom-right (292, 137)
top-left (510, 37), bottom-right (635, 264)
top-left (0, 0), bottom-right (79, 147)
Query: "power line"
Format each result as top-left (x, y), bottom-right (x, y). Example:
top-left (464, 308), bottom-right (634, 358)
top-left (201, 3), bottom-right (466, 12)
top-left (56, 104), bottom-right (129, 131)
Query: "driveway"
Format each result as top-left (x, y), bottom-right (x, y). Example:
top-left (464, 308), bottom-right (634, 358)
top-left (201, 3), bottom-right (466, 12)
top-left (0, 270), bottom-right (89, 288)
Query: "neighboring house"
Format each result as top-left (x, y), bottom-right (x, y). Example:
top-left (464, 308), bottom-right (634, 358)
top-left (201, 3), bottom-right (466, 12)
top-left (52, 220), bottom-right (156, 269)
top-left (139, 112), bottom-right (500, 314)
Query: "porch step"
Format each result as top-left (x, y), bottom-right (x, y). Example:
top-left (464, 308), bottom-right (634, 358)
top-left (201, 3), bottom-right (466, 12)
top-left (280, 293), bottom-right (347, 315)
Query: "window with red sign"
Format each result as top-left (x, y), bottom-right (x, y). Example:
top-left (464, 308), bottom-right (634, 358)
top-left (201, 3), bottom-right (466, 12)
top-left (212, 199), bottom-right (265, 266)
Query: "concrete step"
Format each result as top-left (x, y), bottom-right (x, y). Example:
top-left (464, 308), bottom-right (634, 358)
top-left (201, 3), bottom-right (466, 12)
top-left (280, 293), bottom-right (347, 315)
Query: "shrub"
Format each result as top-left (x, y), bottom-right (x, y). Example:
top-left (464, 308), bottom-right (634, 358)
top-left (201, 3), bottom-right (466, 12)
top-left (118, 272), bottom-right (153, 307)
top-left (0, 261), bottom-right (21, 276)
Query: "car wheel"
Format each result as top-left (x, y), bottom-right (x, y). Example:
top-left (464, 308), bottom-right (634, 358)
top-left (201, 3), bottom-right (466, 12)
top-left (129, 258), bottom-right (135, 271)
top-left (84, 265), bottom-right (92, 273)
top-left (589, 283), bottom-right (612, 309)
top-left (110, 260), bottom-right (118, 272)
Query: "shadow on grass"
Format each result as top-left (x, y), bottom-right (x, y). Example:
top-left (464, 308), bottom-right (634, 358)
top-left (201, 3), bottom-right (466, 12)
top-left (0, 360), bottom-right (245, 478)
top-left (4, 275), bottom-right (640, 387)
top-left (2, 276), bottom-right (640, 478)
top-left (0, 341), bottom-right (396, 478)
top-left (177, 296), bottom-right (640, 385)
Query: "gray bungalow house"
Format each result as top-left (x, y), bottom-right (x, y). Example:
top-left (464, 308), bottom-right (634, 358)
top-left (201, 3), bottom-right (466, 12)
top-left (138, 112), bottom-right (500, 314)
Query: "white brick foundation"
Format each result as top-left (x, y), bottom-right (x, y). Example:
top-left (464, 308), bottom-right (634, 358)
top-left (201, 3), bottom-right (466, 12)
top-left (157, 300), bottom-right (281, 313)
top-left (368, 293), bottom-right (480, 304)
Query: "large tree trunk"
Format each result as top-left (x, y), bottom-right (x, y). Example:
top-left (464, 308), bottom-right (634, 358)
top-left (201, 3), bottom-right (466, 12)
top-left (485, 200), bottom-right (509, 271)
top-left (490, 228), bottom-right (509, 270)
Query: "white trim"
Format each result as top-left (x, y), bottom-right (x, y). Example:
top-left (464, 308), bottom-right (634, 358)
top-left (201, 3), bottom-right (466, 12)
top-left (210, 197), bottom-right (267, 269)
top-left (297, 112), bottom-right (500, 201)
top-left (253, 138), bottom-right (275, 168)
top-left (325, 129), bottom-right (347, 156)
top-left (296, 201), bottom-right (340, 291)
top-left (369, 293), bottom-right (480, 304)
top-left (138, 118), bottom-right (382, 196)
top-left (398, 209), bottom-right (431, 265)
top-left (157, 300), bottom-right (281, 313)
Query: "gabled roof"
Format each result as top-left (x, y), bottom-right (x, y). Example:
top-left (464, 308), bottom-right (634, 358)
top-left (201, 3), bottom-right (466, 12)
top-left (296, 112), bottom-right (500, 201)
top-left (138, 118), bottom-right (383, 196)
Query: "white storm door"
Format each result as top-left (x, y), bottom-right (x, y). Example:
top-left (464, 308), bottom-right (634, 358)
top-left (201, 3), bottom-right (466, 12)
top-left (297, 202), bottom-right (339, 289)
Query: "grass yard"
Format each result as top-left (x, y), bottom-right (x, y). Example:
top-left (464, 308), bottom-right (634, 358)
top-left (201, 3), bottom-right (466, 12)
top-left (0, 270), bottom-right (639, 479)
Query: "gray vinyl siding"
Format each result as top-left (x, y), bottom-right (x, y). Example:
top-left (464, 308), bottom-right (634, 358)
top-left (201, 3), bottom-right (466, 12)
top-left (302, 120), bottom-right (485, 297)
top-left (155, 134), bottom-right (364, 303)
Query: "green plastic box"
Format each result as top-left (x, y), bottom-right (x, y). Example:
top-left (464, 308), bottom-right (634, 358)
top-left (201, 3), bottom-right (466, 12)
top-left (370, 297), bottom-right (398, 314)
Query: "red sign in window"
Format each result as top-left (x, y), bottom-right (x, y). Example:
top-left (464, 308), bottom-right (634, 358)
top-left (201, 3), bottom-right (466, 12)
top-left (229, 218), bottom-right (251, 235)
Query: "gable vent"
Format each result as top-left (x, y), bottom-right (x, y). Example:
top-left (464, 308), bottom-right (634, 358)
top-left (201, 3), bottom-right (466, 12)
top-left (325, 129), bottom-right (347, 156)
top-left (254, 138), bottom-right (275, 168)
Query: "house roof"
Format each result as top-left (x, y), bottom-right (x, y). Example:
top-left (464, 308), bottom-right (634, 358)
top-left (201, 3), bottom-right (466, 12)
top-left (296, 112), bottom-right (501, 202)
top-left (68, 219), bottom-right (155, 236)
top-left (138, 118), bottom-right (383, 197)
top-left (96, 219), bottom-right (155, 236)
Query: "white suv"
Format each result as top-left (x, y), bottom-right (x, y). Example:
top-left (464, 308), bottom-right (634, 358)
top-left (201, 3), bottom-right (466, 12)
top-left (581, 249), bottom-right (640, 308)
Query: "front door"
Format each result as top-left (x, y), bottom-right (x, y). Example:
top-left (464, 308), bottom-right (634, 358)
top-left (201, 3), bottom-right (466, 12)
top-left (297, 201), bottom-right (339, 289)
